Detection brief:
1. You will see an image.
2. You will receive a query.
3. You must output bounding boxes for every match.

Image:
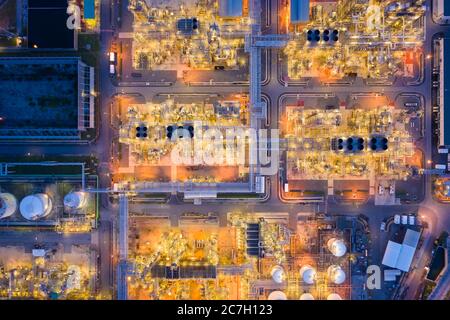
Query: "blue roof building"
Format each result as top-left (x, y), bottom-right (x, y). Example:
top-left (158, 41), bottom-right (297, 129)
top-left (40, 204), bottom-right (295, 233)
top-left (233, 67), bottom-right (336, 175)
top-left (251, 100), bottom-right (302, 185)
top-left (84, 0), bottom-right (95, 19)
top-left (290, 0), bottom-right (310, 24)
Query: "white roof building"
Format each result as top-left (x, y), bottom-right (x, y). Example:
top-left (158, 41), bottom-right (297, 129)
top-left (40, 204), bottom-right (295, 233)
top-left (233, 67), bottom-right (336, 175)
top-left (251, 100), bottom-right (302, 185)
top-left (382, 229), bottom-right (421, 272)
top-left (219, 0), bottom-right (243, 18)
top-left (32, 249), bottom-right (46, 257)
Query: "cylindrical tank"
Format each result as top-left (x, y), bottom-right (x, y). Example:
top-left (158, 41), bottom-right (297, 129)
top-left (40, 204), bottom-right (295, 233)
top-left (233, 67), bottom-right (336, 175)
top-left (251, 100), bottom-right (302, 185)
top-left (0, 193), bottom-right (17, 219)
top-left (327, 265), bottom-right (346, 285)
top-left (64, 192), bottom-right (87, 210)
top-left (300, 265), bottom-right (316, 284)
top-left (270, 265), bottom-right (285, 284)
top-left (268, 291), bottom-right (287, 300)
top-left (300, 293), bottom-right (315, 300)
top-left (327, 293), bottom-right (343, 300)
top-left (19, 194), bottom-right (53, 221)
top-left (327, 238), bottom-right (347, 257)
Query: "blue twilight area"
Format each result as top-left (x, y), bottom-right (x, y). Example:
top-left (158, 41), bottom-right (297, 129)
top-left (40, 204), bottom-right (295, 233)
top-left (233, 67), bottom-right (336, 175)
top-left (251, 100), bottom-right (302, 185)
top-left (84, 0), bottom-right (95, 19)
top-left (290, 0), bottom-right (310, 23)
top-left (445, 1), bottom-right (450, 17)
top-left (28, 0), bottom-right (74, 49)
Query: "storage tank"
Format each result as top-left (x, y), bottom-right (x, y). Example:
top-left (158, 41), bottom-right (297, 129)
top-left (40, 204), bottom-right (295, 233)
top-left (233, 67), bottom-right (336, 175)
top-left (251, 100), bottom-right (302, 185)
top-left (64, 192), bottom-right (87, 210)
top-left (300, 265), bottom-right (316, 284)
top-left (300, 293), bottom-right (315, 300)
top-left (327, 265), bottom-right (346, 285)
top-left (19, 194), bottom-right (53, 221)
top-left (327, 238), bottom-right (347, 257)
top-left (268, 291), bottom-right (287, 300)
top-left (327, 293), bottom-right (342, 300)
top-left (0, 193), bottom-right (17, 219)
top-left (271, 265), bottom-right (285, 284)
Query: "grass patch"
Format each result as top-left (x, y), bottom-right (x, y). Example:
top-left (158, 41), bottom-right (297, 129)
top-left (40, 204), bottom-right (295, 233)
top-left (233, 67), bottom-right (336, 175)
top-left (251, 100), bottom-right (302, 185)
top-left (78, 33), bottom-right (100, 67)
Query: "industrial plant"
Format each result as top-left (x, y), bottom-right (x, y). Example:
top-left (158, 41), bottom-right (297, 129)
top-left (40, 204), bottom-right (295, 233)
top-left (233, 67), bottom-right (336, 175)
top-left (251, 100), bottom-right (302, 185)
top-left (1, 0), bottom-right (450, 306)
top-left (124, 213), bottom-right (353, 300)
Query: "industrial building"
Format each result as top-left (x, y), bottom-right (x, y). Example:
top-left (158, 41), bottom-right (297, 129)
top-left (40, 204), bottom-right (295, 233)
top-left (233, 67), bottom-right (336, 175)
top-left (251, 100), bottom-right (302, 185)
top-left (219, 0), bottom-right (244, 18)
top-left (27, 0), bottom-right (76, 49)
top-left (382, 229), bottom-right (421, 272)
top-left (438, 38), bottom-right (450, 150)
top-left (434, 0), bottom-right (450, 23)
top-left (290, 0), bottom-right (310, 24)
top-left (114, 97), bottom-right (266, 200)
top-left (0, 57), bottom-right (95, 140)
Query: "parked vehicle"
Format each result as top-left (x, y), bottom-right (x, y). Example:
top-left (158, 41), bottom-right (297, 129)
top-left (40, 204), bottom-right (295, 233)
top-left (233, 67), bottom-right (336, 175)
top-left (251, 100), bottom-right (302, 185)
top-left (401, 215), bottom-right (408, 225)
top-left (389, 185), bottom-right (395, 195)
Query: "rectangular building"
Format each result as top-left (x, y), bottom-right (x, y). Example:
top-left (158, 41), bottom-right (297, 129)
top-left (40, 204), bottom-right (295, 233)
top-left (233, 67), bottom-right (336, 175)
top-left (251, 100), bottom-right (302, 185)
top-left (0, 57), bottom-right (95, 140)
top-left (84, 0), bottom-right (96, 19)
top-left (290, 0), bottom-right (310, 24)
top-left (219, 0), bottom-right (243, 18)
top-left (382, 229), bottom-right (420, 272)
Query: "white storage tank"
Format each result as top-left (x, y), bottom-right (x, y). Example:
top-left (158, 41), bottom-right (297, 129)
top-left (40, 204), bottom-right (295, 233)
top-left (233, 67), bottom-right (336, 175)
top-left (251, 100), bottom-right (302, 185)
top-left (64, 192), bottom-right (87, 210)
top-left (300, 293), bottom-right (315, 300)
top-left (19, 193), bottom-right (53, 221)
top-left (327, 238), bottom-right (347, 257)
top-left (327, 265), bottom-right (346, 285)
top-left (0, 193), bottom-right (17, 219)
top-left (327, 293), bottom-right (343, 300)
top-left (300, 265), bottom-right (316, 284)
top-left (270, 265), bottom-right (285, 284)
top-left (268, 290), bottom-right (287, 300)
